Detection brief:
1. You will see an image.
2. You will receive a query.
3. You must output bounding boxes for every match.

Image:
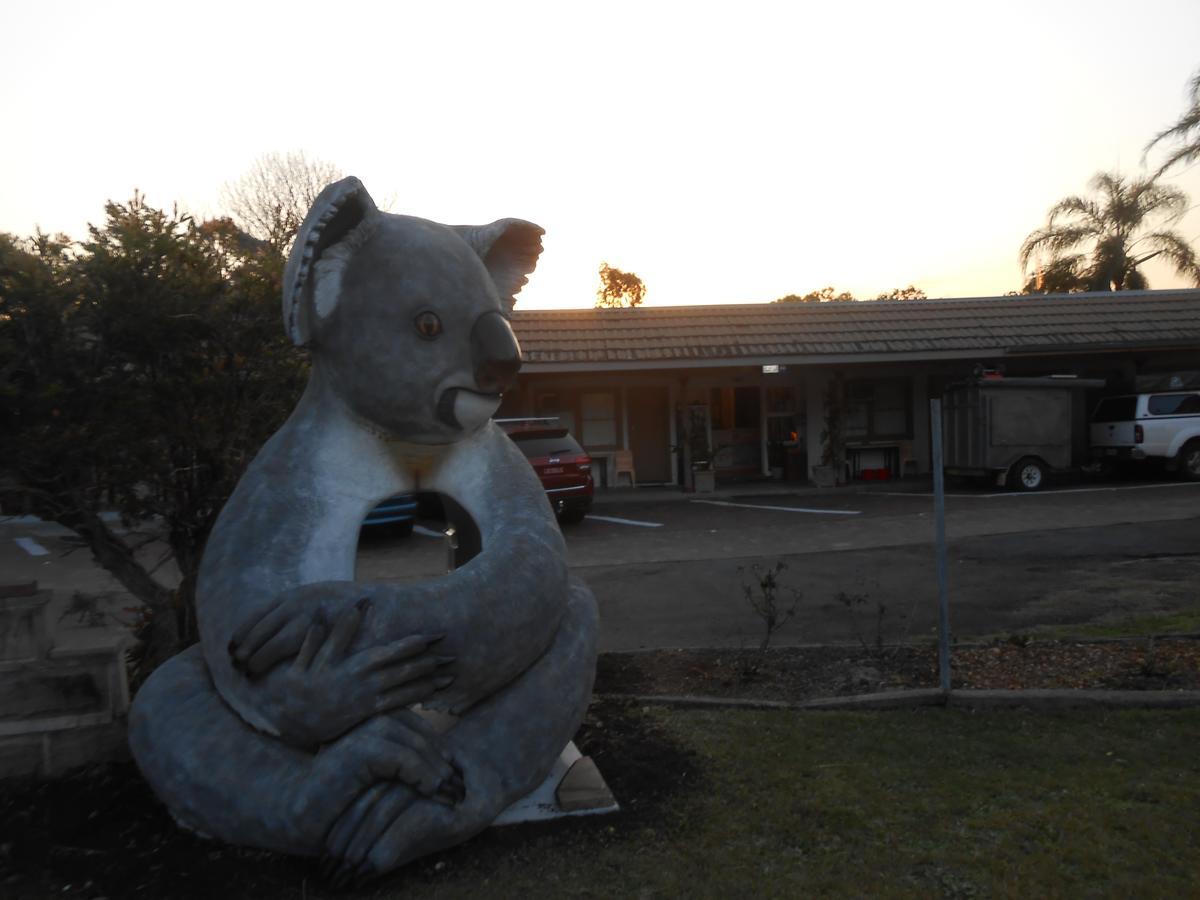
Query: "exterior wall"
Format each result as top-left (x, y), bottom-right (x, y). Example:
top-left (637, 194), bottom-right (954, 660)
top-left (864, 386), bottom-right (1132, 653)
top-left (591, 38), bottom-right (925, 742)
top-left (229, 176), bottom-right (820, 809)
top-left (500, 372), bottom-right (681, 486)
top-left (911, 373), bottom-right (931, 475)
top-left (511, 347), bottom-right (1198, 486)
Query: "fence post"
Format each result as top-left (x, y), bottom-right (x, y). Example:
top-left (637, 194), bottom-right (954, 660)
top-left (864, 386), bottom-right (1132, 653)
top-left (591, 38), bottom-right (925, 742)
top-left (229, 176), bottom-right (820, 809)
top-left (930, 398), bottom-right (951, 693)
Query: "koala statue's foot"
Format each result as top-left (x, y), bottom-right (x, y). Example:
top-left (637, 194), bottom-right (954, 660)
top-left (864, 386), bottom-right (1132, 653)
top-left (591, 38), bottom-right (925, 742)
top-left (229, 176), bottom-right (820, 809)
top-left (322, 579), bottom-right (599, 881)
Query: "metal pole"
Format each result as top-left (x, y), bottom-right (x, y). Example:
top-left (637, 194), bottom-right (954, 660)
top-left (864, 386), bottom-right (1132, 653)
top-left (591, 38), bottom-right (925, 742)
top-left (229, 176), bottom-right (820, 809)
top-left (930, 398), bottom-right (951, 692)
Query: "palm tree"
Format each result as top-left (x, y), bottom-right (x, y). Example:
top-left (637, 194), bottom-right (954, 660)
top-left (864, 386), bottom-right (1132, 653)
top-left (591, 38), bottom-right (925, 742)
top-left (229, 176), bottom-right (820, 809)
top-left (1146, 66), bottom-right (1200, 178)
top-left (1019, 171), bottom-right (1200, 292)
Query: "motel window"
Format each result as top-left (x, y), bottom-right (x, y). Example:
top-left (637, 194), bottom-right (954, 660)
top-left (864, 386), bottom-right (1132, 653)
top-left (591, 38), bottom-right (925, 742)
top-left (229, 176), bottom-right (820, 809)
top-left (580, 392), bottom-right (617, 447)
top-left (536, 392), bottom-right (576, 433)
top-left (710, 387), bottom-right (759, 430)
top-left (844, 378), bottom-right (911, 441)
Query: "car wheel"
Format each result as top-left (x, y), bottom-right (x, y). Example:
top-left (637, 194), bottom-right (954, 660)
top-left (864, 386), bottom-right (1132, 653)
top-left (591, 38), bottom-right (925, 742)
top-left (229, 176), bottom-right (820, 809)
top-left (558, 508), bottom-right (587, 525)
top-left (1179, 441), bottom-right (1200, 482)
top-left (1008, 457), bottom-right (1046, 492)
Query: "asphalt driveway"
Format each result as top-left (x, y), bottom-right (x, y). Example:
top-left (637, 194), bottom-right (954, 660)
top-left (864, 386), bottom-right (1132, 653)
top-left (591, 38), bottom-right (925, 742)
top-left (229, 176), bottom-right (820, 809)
top-left (7, 479), bottom-right (1200, 654)
top-left (562, 481), bottom-right (1200, 650)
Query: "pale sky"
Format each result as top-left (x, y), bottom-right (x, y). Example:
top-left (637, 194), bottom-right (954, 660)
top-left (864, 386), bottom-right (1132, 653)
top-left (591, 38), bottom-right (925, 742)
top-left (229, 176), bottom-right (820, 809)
top-left (2, 0), bottom-right (1199, 308)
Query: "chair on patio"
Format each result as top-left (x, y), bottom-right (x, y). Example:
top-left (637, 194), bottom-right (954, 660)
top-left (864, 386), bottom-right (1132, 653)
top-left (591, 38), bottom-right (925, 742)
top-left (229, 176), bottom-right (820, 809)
top-left (613, 450), bottom-right (637, 487)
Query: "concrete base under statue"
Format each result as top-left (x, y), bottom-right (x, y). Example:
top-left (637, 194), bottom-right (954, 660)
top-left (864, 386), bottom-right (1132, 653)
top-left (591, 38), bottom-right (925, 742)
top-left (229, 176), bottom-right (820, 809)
top-left (493, 741), bottom-right (618, 825)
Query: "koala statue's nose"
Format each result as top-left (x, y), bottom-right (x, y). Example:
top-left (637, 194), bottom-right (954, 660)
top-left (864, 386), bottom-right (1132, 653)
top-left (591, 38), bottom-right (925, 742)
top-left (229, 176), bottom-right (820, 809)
top-left (471, 311), bottom-right (522, 394)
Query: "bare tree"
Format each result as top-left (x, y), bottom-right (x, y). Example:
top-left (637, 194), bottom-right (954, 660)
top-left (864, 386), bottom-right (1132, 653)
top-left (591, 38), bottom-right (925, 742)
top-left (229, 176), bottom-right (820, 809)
top-left (221, 151), bottom-right (343, 253)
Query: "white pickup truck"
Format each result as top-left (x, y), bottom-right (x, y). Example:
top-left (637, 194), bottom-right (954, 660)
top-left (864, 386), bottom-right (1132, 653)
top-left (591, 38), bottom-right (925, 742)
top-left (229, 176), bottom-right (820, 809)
top-left (1089, 391), bottom-right (1200, 480)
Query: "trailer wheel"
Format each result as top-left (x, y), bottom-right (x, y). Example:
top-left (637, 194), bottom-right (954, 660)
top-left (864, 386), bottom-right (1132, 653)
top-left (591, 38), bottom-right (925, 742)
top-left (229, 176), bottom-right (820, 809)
top-left (1178, 441), bottom-right (1200, 482)
top-left (1009, 457), bottom-right (1047, 492)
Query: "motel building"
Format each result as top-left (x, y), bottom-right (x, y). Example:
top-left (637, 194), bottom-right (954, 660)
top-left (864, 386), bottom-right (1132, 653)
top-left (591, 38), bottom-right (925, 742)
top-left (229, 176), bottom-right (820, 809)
top-left (498, 289), bottom-right (1200, 489)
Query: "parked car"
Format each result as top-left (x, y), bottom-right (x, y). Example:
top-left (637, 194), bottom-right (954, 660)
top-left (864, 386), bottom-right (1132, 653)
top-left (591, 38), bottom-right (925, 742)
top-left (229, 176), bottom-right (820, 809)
top-left (361, 494), bottom-right (419, 535)
top-left (497, 418), bottom-right (594, 523)
top-left (1089, 391), bottom-right (1200, 480)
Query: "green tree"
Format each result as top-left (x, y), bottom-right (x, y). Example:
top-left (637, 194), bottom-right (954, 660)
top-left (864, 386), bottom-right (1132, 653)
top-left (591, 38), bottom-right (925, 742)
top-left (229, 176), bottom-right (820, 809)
top-left (0, 196), bottom-right (307, 678)
top-left (1019, 171), bottom-right (1200, 292)
top-left (875, 286), bottom-right (926, 300)
top-left (1146, 66), bottom-right (1200, 178)
top-left (774, 286), bottom-right (855, 303)
top-left (596, 262), bottom-right (646, 308)
top-left (1019, 257), bottom-right (1090, 295)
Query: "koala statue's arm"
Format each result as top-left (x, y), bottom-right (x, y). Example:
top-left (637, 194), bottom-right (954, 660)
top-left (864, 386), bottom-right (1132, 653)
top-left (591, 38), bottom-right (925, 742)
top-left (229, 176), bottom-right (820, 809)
top-left (210, 425), bottom-right (572, 740)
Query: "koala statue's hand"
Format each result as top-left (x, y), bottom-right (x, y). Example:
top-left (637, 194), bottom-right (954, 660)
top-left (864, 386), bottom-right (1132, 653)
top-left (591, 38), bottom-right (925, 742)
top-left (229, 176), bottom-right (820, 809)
top-left (257, 599), bottom-right (455, 748)
top-left (228, 589), bottom-right (331, 677)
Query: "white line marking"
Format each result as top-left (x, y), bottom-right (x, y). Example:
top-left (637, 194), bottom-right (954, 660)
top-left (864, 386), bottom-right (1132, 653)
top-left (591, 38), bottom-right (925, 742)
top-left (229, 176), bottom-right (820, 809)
top-left (885, 482), bottom-right (1200, 499)
top-left (691, 500), bottom-right (861, 516)
top-left (585, 514), bottom-right (664, 528)
top-left (15, 537), bottom-right (50, 556)
top-left (412, 525), bottom-right (446, 538)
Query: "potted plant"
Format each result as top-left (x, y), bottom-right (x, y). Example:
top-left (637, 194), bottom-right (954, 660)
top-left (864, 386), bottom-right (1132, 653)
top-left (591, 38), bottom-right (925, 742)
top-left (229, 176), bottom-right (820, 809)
top-left (813, 375), bottom-right (845, 487)
top-left (690, 428), bottom-right (716, 493)
top-left (767, 441), bottom-right (786, 481)
top-left (679, 406), bottom-right (716, 493)
top-left (692, 454), bottom-right (716, 493)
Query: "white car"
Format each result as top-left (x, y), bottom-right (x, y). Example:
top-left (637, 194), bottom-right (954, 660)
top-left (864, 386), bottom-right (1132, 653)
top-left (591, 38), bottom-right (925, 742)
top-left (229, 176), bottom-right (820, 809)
top-left (1089, 391), bottom-right (1200, 480)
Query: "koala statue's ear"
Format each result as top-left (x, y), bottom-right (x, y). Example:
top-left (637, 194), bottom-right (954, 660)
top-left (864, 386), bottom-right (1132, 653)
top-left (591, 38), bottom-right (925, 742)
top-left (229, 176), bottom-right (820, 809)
top-left (454, 219), bottom-right (545, 313)
top-left (282, 176), bottom-right (377, 346)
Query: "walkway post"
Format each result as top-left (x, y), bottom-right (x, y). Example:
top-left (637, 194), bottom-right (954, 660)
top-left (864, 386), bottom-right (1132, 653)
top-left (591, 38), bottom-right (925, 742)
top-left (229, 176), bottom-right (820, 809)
top-left (929, 398), bottom-right (951, 692)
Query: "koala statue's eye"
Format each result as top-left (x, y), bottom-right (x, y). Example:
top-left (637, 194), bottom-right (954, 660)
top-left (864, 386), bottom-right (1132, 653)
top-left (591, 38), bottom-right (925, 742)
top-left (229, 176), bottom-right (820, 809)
top-left (414, 311), bottom-right (442, 340)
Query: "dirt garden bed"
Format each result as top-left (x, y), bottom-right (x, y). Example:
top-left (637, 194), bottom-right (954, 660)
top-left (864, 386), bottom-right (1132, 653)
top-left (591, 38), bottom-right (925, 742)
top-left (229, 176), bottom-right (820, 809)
top-left (594, 637), bottom-right (1200, 701)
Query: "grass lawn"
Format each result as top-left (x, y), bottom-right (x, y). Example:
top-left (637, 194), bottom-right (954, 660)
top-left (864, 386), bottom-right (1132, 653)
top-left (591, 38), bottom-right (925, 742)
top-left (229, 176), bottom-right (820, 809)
top-left (1027, 604), bottom-right (1200, 640)
top-left (6, 704), bottom-right (1198, 898)
top-left (353, 704), bottom-right (1200, 899)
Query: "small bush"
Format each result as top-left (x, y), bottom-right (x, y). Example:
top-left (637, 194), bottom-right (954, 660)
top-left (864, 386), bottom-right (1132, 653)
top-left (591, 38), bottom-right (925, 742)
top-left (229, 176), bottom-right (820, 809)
top-left (739, 561), bottom-right (801, 651)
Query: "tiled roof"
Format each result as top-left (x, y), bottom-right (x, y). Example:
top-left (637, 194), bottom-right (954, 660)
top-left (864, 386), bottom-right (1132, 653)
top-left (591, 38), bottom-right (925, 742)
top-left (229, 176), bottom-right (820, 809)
top-left (511, 289), bottom-right (1200, 370)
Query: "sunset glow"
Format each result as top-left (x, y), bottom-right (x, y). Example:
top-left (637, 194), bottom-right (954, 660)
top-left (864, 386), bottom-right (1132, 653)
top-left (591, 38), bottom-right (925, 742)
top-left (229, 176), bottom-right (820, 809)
top-left (2, 0), bottom-right (1198, 307)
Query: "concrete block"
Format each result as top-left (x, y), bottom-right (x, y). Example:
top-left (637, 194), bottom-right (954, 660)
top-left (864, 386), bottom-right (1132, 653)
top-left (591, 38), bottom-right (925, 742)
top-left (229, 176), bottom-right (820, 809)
top-left (0, 663), bottom-right (102, 720)
top-left (0, 733), bottom-right (45, 780)
top-left (0, 587), bottom-right (52, 662)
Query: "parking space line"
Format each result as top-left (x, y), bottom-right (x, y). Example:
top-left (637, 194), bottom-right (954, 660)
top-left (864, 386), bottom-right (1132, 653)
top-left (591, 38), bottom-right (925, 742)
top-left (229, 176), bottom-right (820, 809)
top-left (691, 500), bottom-right (861, 516)
top-left (412, 525), bottom-right (446, 538)
top-left (585, 514), bottom-right (664, 528)
top-left (885, 482), bottom-right (1200, 499)
top-left (14, 537), bottom-right (50, 556)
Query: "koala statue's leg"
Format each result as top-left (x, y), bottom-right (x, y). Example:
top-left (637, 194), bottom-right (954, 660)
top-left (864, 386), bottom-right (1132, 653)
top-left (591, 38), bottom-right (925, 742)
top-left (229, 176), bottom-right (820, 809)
top-left (324, 577), bottom-right (599, 877)
top-left (129, 646), bottom-right (459, 857)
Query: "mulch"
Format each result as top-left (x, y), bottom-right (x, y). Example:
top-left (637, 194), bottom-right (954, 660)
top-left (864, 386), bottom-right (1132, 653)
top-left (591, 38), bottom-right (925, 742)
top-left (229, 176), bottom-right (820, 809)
top-left (2, 637), bottom-right (1198, 898)
top-left (593, 637), bottom-right (1200, 701)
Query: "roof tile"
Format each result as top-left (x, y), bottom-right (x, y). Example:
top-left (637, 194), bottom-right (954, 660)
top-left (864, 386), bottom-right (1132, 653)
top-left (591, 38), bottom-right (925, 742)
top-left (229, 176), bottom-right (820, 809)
top-left (511, 291), bottom-right (1200, 366)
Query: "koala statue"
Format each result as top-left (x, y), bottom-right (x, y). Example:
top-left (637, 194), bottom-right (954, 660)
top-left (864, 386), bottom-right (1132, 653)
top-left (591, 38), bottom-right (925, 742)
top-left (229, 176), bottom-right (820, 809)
top-left (128, 177), bottom-right (599, 881)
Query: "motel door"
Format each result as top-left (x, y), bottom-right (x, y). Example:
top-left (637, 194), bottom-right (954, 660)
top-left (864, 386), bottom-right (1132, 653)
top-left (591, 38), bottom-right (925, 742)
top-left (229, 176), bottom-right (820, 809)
top-left (710, 386), bottom-right (762, 477)
top-left (627, 386), bottom-right (671, 482)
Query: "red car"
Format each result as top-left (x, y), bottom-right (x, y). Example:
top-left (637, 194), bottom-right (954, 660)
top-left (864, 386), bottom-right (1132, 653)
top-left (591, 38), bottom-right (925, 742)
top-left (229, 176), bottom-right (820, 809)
top-left (497, 418), bottom-right (594, 524)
